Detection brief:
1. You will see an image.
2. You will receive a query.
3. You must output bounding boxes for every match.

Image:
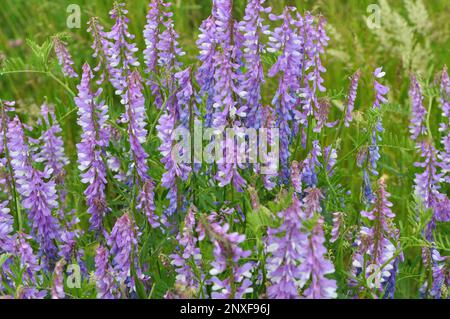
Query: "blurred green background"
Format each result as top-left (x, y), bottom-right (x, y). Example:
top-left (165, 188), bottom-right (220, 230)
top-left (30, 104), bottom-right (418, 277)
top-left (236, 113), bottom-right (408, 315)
top-left (0, 0), bottom-right (449, 297)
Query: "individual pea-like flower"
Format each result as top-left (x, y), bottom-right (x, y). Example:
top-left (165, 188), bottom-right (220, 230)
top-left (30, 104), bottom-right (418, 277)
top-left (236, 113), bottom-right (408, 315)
top-left (266, 194), bottom-right (305, 299)
top-left (298, 217), bottom-right (337, 299)
top-left (409, 74), bottom-right (427, 140)
top-left (7, 116), bottom-right (60, 264)
top-left (198, 213), bottom-right (254, 299)
top-left (53, 37), bottom-right (78, 78)
top-left (75, 63), bottom-right (110, 231)
top-left (352, 178), bottom-right (398, 294)
top-left (94, 245), bottom-right (116, 299)
top-left (169, 206), bottom-right (202, 297)
top-left (239, 0), bottom-right (271, 129)
top-left (330, 212), bottom-right (343, 243)
top-left (344, 70), bottom-right (361, 127)
top-left (107, 212), bottom-right (140, 291)
top-left (51, 258), bottom-right (66, 299)
top-left (106, 2), bottom-right (140, 95)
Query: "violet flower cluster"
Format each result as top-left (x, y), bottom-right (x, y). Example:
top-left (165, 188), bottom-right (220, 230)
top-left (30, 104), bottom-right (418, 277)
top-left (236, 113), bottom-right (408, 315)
top-left (352, 178), bottom-right (398, 294)
top-left (169, 206), bottom-right (203, 297)
top-left (197, 213), bottom-right (254, 299)
top-left (75, 63), bottom-right (110, 231)
top-left (266, 188), bottom-right (337, 299)
top-left (7, 116), bottom-right (60, 264)
top-left (53, 37), bottom-right (78, 78)
top-left (409, 75), bottom-right (428, 140)
top-left (106, 2), bottom-right (140, 95)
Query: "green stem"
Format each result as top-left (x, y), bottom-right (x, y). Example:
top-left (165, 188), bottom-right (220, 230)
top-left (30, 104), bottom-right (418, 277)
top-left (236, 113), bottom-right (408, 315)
top-left (426, 96), bottom-right (433, 141)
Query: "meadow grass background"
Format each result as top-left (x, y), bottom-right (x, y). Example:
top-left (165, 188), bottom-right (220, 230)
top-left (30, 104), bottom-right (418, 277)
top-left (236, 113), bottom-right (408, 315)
top-left (0, 0), bottom-right (449, 298)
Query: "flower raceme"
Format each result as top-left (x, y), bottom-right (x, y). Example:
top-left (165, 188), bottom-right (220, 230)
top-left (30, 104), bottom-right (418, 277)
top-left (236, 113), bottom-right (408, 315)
top-left (75, 63), bottom-right (110, 231)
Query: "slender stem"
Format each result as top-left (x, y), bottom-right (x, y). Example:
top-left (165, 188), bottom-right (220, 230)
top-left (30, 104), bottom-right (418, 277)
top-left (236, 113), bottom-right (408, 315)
top-left (426, 96), bottom-right (433, 141)
top-left (1, 70), bottom-right (75, 97)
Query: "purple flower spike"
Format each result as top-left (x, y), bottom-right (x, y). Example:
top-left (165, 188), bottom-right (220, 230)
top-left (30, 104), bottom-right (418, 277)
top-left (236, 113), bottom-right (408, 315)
top-left (268, 7), bottom-right (303, 183)
top-left (87, 17), bottom-right (112, 85)
top-left (414, 141), bottom-right (449, 237)
top-left (137, 179), bottom-right (160, 228)
top-left (107, 2), bottom-right (140, 95)
top-left (196, 16), bottom-right (217, 127)
top-left (123, 71), bottom-right (150, 180)
top-left (107, 212), bottom-right (139, 290)
top-left (438, 66), bottom-right (450, 182)
top-left (53, 37), bottom-right (78, 78)
top-left (330, 212), bottom-right (343, 243)
top-left (302, 187), bottom-right (324, 219)
top-left (298, 217), bottom-right (337, 299)
top-left (344, 70), bottom-right (361, 127)
top-left (7, 117), bottom-right (60, 263)
top-left (430, 249), bottom-right (449, 299)
top-left (37, 103), bottom-right (69, 183)
top-left (352, 178), bottom-right (398, 294)
top-left (0, 201), bottom-right (15, 254)
top-left (239, 0), bottom-right (271, 129)
top-left (409, 75), bottom-right (427, 140)
top-left (266, 194), bottom-right (305, 299)
top-left (170, 206), bottom-right (202, 297)
top-left (144, 0), bottom-right (165, 107)
top-left (95, 245), bottom-right (116, 299)
top-left (198, 212), bottom-right (254, 299)
top-left (302, 140), bottom-right (322, 187)
top-left (14, 233), bottom-right (41, 284)
top-left (75, 63), bottom-right (110, 231)
top-left (373, 67), bottom-right (389, 110)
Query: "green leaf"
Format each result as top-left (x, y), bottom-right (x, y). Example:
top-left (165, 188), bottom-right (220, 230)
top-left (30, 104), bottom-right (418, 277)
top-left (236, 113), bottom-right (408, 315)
top-left (131, 263), bottom-right (147, 299)
top-left (0, 253), bottom-right (11, 269)
top-left (247, 205), bottom-right (273, 239)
